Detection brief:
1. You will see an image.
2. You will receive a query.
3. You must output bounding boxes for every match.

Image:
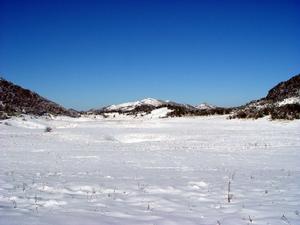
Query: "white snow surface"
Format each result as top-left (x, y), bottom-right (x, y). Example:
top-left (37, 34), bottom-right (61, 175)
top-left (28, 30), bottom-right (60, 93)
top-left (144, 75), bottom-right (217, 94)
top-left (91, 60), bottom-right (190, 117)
top-left (143, 107), bottom-right (173, 119)
top-left (0, 115), bottom-right (300, 225)
top-left (101, 107), bottom-right (172, 120)
top-left (277, 97), bottom-right (300, 106)
top-left (104, 98), bottom-right (164, 111)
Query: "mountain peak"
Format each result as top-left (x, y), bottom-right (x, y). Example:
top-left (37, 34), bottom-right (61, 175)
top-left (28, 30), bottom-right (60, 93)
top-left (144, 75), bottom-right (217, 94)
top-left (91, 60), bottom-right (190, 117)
top-left (104, 98), bottom-right (165, 111)
top-left (196, 103), bottom-right (216, 110)
top-left (139, 98), bottom-right (164, 105)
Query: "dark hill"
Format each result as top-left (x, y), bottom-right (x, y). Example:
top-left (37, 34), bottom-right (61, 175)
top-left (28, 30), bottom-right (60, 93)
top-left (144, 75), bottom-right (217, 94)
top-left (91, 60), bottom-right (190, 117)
top-left (0, 78), bottom-right (79, 119)
top-left (265, 74), bottom-right (300, 101)
top-left (230, 74), bottom-right (300, 120)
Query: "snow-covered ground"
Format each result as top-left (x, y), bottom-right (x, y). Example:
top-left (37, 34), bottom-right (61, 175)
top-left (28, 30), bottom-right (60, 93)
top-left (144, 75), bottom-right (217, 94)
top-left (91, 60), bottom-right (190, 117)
top-left (102, 107), bottom-right (173, 119)
top-left (0, 116), bottom-right (300, 225)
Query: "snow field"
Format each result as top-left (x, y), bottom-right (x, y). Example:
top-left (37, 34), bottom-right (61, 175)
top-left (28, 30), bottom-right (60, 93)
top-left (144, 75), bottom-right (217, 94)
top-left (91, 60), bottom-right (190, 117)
top-left (0, 116), bottom-right (300, 225)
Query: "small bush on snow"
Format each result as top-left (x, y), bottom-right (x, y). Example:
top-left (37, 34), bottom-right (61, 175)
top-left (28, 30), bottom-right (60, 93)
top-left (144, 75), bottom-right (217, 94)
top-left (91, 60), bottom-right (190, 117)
top-left (45, 126), bottom-right (52, 132)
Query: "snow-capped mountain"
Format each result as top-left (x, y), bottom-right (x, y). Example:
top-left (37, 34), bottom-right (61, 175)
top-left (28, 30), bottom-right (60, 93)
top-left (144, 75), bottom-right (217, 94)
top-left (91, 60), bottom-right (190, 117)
top-left (103, 98), bottom-right (165, 111)
top-left (196, 103), bottom-right (216, 110)
top-left (88, 97), bottom-right (231, 118)
top-left (86, 98), bottom-right (175, 119)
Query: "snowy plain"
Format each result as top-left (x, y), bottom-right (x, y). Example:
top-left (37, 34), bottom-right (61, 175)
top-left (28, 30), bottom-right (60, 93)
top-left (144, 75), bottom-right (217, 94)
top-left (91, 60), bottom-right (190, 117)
top-left (0, 115), bottom-right (300, 225)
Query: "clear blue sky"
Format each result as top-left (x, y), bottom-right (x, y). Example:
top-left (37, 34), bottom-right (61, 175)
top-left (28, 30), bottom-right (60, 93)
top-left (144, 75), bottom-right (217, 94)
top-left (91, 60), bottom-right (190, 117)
top-left (1, 0), bottom-right (300, 110)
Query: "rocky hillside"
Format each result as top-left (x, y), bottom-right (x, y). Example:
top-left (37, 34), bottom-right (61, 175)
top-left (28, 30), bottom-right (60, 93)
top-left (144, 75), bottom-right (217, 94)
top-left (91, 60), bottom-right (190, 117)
top-left (266, 74), bottom-right (300, 101)
top-left (230, 74), bottom-right (300, 120)
top-left (0, 78), bottom-right (79, 119)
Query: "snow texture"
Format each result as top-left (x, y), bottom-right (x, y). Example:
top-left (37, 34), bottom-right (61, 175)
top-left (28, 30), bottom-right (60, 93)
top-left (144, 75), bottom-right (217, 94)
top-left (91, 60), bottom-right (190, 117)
top-left (277, 97), bottom-right (300, 106)
top-left (0, 115), bottom-right (300, 225)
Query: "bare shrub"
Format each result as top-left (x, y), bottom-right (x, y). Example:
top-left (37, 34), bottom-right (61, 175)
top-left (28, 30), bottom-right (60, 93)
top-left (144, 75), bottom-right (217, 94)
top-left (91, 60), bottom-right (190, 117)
top-left (45, 126), bottom-right (52, 132)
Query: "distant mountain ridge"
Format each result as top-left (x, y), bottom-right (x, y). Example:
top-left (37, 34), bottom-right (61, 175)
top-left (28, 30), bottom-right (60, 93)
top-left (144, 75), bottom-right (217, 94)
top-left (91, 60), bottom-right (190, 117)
top-left (88, 97), bottom-right (231, 118)
top-left (1, 73), bottom-right (300, 120)
top-left (89, 73), bottom-right (300, 120)
top-left (0, 77), bottom-right (79, 119)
